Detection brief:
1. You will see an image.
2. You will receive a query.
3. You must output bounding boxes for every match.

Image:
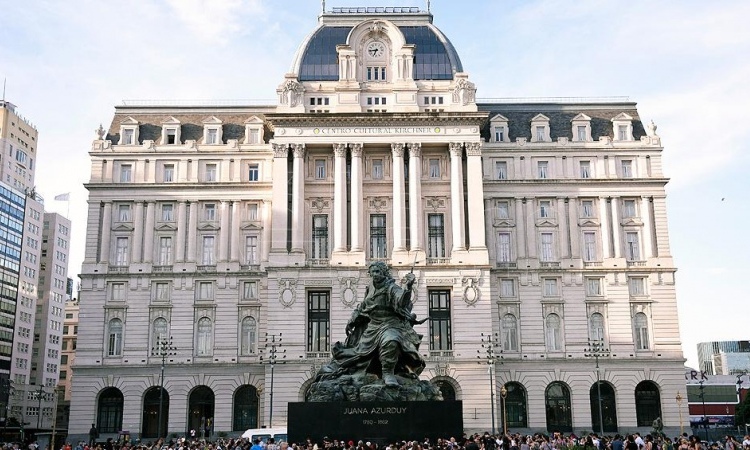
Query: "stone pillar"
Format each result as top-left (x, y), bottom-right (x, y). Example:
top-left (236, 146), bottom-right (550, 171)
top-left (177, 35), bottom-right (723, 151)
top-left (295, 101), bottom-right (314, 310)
top-left (231, 201), bottom-right (241, 262)
top-left (175, 201), bottom-right (187, 262)
top-left (350, 143), bottom-right (364, 252)
top-left (291, 144), bottom-right (306, 253)
top-left (526, 199), bottom-right (537, 259)
top-left (270, 144), bottom-right (289, 252)
top-left (187, 201), bottom-right (198, 262)
top-left (219, 201), bottom-right (230, 261)
top-left (641, 196), bottom-right (653, 258)
top-left (599, 197), bottom-right (610, 258)
top-left (333, 143), bottom-right (348, 252)
top-left (132, 201), bottom-right (144, 263)
top-left (515, 198), bottom-right (526, 259)
top-left (100, 202), bottom-right (112, 263)
top-left (449, 143), bottom-right (466, 252)
top-left (262, 200), bottom-right (272, 262)
top-left (391, 143), bottom-right (407, 253)
top-left (143, 201), bottom-right (155, 263)
top-left (465, 143), bottom-right (486, 249)
top-left (556, 198), bottom-right (568, 258)
top-left (408, 143), bottom-right (423, 251)
top-left (568, 199), bottom-right (580, 259)
top-left (611, 196), bottom-right (622, 258)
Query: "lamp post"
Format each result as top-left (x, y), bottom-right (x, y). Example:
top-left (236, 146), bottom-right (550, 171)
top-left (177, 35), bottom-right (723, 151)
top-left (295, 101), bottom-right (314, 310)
top-left (500, 384), bottom-right (508, 435)
top-left (698, 379), bottom-right (709, 442)
top-left (584, 338), bottom-right (610, 436)
top-left (477, 332), bottom-right (502, 435)
top-left (151, 336), bottom-right (177, 440)
top-left (676, 392), bottom-right (684, 436)
top-left (31, 385), bottom-right (46, 429)
top-left (259, 333), bottom-right (286, 428)
top-left (0, 379), bottom-right (14, 440)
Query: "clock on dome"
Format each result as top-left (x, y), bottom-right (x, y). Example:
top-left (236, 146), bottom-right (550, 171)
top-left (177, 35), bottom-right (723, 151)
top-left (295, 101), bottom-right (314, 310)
top-left (367, 41), bottom-right (386, 58)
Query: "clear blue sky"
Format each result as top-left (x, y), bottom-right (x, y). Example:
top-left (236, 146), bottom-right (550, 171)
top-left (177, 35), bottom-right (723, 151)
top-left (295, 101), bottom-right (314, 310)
top-left (1, 0), bottom-right (748, 368)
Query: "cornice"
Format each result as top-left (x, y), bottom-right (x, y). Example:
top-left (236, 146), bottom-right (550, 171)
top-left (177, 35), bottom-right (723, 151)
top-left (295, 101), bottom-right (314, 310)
top-left (264, 112), bottom-right (489, 129)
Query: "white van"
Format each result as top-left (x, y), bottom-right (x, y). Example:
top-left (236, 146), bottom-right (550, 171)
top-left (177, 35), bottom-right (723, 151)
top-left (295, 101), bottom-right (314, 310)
top-left (241, 427), bottom-right (288, 444)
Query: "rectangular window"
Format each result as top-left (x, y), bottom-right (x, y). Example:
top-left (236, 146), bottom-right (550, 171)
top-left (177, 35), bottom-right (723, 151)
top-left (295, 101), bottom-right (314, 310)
top-left (111, 283), bottom-right (125, 301)
top-left (629, 277), bottom-right (646, 296)
top-left (161, 203), bottom-right (174, 222)
top-left (158, 237), bottom-right (172, 265)
top-left (621, 160), bottom-right (633, 178)
top-left (248, 128), bottom-right (260, 144)
top-left (114, 237), bottom-right (128, 265)
top-left (245, 236), bottom-right (258, 264)
top-left (315, 159), bottom-right (326, 179)
top-left (497, 232), bottom-right (511, 263)
top-left (536, 126), bottom-right (545, 141)
top-left (202, 236), bottom-right (215, 265)
top-left (429, 158), bottom-right (440, 178)
top-left (618, 125), bottom-right (628, 141)
top-left (495, 161), bottom-right (507, 180)
top-left (497, 200), bottom-right (510, 219)
top-left (119, 164), bottom-right (132, 183)
top-left (540, 232), bottom-right (555, 262)
top-left (307, 291), bottom-right (330, 352)
top-left (122, 129), bottom-right (134, 145)
top-left (369, 214), bottom-right (387, 259)
top-left (577, 125), bottom-right (587, 141)
top-left (580, 161), bottom-right (591, 178)
top-left (166, 129), bottom-right (176, 145)
top-left (372, 159), bottom-right (383, 179)
top-left (198, 281), bottom-right (213, 300)
top-left (118, 204), bottom-right (131, 222)
top-left (204, 203), bottom-right (216, 221)
top-left (248, 164), bottom-right (259, 182)
top-left (366, 66), bottom-right (387, 81)
top-left (428, 290), bottom-right (452, 351)
top-left (155, 283), bottom-right (170, 302)
top-left (586, 278), bottom-right (602, 296)
top-left (583, 232), bottom-right (597, 262)
top-left (163, 164), bottom-right (175, 182)
top-left (538, 161), bottom-right (548, 179)
top-left (206, 129), bottom-right (218, 144)
top-left (312, 215), bottom-right (328, 259)
top-left (242, 281), bottom-right (258, 300)
top-left (427, 214), bottom-right (445, 258)
top-left (623, 199), bottom-right (637, 218)
top-left (539, 200), bottom-right (551, 218)
top-left (543, 278), bottom-right (559, 297)
top-left (625, 232), bottom-right (640, 261)
top-left (581, 200), bottom-right (594, 218)
top-left (205, 163), bottom-right (217, 182)
top-left (494, 128), bottom-right (505, 142)
top-left (500, 279), bottom-right (515, 298)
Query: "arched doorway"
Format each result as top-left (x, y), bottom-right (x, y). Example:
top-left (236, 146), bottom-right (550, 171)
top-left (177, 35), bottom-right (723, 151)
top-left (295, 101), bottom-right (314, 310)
top-left (97, 387), bottom-right (124, 434)
top-left (188, 386), bottom-right (215, 438)
top-left (233, 385), bottom-right (259, 431)
top-left (504, 382), bottom-right (528, 429)
top-left (433, 380), bottom-right (456, 401)
top-left (545, 382), bottom-right (572, 432)
top-left (142, 387), bottom-right (169, 438)
top-left (590, 381), bottom-right (618, 432)
top-left (635, 380), bottom-right (662, 427)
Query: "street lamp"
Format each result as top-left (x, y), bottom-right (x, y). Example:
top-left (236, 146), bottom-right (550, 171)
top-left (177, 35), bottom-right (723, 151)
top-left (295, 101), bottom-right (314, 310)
top-left (151, 336), bottom-right (177, 440)
top-left (31, 385), bottom-right (46, 429)
top-left (259, 333), bottom-right (286, 428)
top-left (477, 332), bottom-right (502, 435)
top-left (698, 380), bottom-right (709, 442)
top-left (500, 384), bottom-right (508, 436)
top-left (584, 339), bottom-right (610, 437)
top-left (675, 392), bottom-right (684, 436)
top-left (0, 379), bottom-right (14, 439)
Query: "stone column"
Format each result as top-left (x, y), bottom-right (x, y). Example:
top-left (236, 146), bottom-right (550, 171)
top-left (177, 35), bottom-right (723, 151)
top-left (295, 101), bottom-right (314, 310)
top-left (333, 143), bottom-right (348, 252)
top-left (449, 143), bottom-right (466, 252)
top-left (350, 143), bottom-right (364, 252)
top-left (270, 144), bottom-right (289, 252)
top-left (187, 201), bottom-right (198, 262)
top-left (641, 196), bottom-right (653, 258)
top-left (143, 201), bottom-right (155, 263)
top-left (132, 201), bottom-right (144, 263)
top-left (599, 197), bottom-right (611, 258)
top-left (231, 201), bottom-right (241, 262)
top-left (391, 143), bottom-right (407, 253)
top-left (219, 201), bottom-right (230, 261)
top-left (291, 144), bottom-right (306, 252)
top-left (515, 198), bottom-right (526, 259)
top-left (465, 142), bottom-right (486, 249)
top-left (611, 196), bottom-right (622, 258)
top-left (408, 143), bottom-right (423, 251)
top-left (100, 202), bottom-right (112, 263)
top-left (175, 201), bottom-right (187, 262)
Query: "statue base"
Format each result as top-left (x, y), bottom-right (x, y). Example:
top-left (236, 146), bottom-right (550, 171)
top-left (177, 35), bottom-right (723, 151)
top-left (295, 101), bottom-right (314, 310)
top-left (288, 400), bottom-right (463, 445)
top-left (306, 373), bottom-right (443, 402)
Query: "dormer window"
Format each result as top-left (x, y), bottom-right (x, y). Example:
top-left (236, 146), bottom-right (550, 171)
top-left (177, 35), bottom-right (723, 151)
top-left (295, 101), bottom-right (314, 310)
top-left (206, 129), bottom-right (219, 144)
top-left (611, 112), bottom-right (634, 141)
top-left (571, 113), bottom-right (592, 142)
top-left (202, 116), bottom-right (223, 145)
top-left (161, 117), bottom-right (181, 145)
top-left (122, 129), bottom-right (134, 145)
top-left (244, 116), bottom-right (264, 145)
top-left (489, 114), bottom-right (510, 143)
top-left (530, 114), bottom-right (551, 142)
top-left (118, 117), bottom-right (139, 146)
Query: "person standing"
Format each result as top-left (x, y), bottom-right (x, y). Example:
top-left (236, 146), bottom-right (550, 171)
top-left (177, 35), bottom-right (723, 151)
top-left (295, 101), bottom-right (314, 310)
top-left (88, 425), bottom-right (99, 447)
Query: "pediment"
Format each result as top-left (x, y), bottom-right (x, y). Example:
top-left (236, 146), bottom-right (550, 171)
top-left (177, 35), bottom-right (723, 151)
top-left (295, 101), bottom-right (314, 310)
top-left (161, 116), bottom-right (181, 125)
top-left (244, 115), bottom-right (264, 125)
top-left (578, 218), bottom-right (601, 227)
top-left (535, 218), bottom-right (558, 227)
top-left (611, 112), bottom-right (633, 122)
top-left (490, 113), bottom-right (509, 123)
top-left (112, 223), bottom-right (134, 231)
top-left (571, 113), bottom-right (591, 122)
top-left (155, 223), bottom-right (177, 231)
top-left (531, 113), bottom-right (550, 122)
top-left (202, 116), bottom-right (223, 125)
top-left (493, 219), bottom-right (515, 228)
top-left (197, 222), bottom-right (220, 231)
top-left (121, 116), bottom-right (139, 125)
top-left (240, 222), bottom-right (263, 231)
top-left (620, 218), bottom-right (643, 227)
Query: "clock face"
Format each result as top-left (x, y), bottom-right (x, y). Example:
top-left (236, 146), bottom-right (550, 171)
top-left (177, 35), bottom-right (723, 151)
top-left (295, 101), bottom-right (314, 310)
top-left (367, 42), bottom-right (385, 58)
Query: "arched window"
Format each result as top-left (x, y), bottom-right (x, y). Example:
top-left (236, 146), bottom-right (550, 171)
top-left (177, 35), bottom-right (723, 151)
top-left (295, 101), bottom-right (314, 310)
top-left (97, 387), bottom-right (123, 433)
top-left (545, 382), bottom-right (572, 432)
top-left (635, 380), bottom-right (661, 427)
top-left (107, 319), bottom-right (123, 356)
top-left (142, 386), bottom-right (169, 438)
top-left (501, 314), bottom-right (518, 352)
top-left (233, 385), bottom-right (258, 431)
top-left (590, 381), bottom-right (618, 432)
top-left (589, 313), bottom-right (605, 342)
top-left (504, 382), bottom-right (527, 428)
top-left (634, 312), bottom-right (650, 350)
top-left (240, 317), bottom-right (257, 355)
top-left (433, 380), bottom-right (456, 401)
top-left (196, 317), bottom-right (213, 356)
top-left (152, 317), bottom-right (168, 347)
top-left (545, 314), bottom-right (562, 351)
top-left (188, 386), bottom-right (215, 437)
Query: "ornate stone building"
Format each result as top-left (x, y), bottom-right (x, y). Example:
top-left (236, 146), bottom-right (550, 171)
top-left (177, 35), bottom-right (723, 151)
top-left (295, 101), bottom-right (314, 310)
top-left (70, 6), bottom-right (686, 441)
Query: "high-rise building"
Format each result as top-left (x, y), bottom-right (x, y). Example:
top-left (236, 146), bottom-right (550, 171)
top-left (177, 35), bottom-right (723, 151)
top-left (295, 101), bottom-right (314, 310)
top-left (71, 6), bottom-right (686, 441)
top-left (697, 341), bottom-right (750, 375)
top-left (0, 101), bottom-right (37, 193)
top-left (58, 298), bottom-right (79, 431)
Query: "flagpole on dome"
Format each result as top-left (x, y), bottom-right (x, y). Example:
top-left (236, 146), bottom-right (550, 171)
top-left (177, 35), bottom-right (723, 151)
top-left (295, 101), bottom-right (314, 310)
top-left (54, 192), bottom-right (70, 218)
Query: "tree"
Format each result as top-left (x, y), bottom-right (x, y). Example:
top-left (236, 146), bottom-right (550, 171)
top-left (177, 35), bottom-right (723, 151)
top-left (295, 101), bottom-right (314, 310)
top-left (734, 391), bottom-right (750, 427)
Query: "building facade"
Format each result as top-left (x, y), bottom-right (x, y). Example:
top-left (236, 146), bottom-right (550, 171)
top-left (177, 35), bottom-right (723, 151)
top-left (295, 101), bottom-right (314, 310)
top-left (71, 6), bottom-right (686, 440)
top-left (697, 341), bottom-right (750, 375)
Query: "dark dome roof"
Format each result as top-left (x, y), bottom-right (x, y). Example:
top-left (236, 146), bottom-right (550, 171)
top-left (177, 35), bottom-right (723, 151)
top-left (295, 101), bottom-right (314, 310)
top-left (293, 24), bottom-right (464, 82)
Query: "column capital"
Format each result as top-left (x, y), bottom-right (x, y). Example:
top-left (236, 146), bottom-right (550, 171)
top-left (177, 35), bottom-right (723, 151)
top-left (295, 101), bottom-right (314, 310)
top-left (408, 142), bottom-right (422, 158)
top-left (350, 143), bottom-right (363, 157)
top-left (391, 143), bottom-right (406, 157)
top-left (272, 143), bottom-right (288, 158)
top-left (465, 142), bottom-right (482, 156)
top-left (333, 143), bottom-right (347, 157)
top-left (449, 142), bottom-right (463, 156)
top-left (292, 143), bottom-right (306, 158)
